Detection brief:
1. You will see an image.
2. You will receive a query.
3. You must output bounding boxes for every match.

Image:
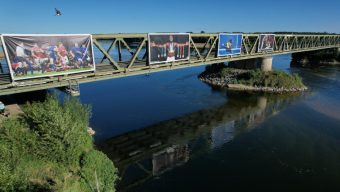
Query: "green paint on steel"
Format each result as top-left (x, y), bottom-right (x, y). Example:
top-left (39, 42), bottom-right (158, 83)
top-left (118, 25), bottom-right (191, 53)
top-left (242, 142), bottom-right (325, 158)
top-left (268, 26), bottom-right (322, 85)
top-left (0, 33), bottom-right (340, 96)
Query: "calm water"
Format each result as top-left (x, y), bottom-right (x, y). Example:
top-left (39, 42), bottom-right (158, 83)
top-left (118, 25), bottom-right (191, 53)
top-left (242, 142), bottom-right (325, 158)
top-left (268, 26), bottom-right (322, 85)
top-left (67, 54), bottom-right (340, 191)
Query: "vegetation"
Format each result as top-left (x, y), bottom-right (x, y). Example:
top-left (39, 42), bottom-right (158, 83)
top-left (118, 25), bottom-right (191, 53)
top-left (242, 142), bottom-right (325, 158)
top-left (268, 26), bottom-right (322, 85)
top-left (200, 64), bottom-right (306, 90)
top-left (0, 95), bottom-right (118, 192)
top-left (235, 69), bottom-right (305, 89)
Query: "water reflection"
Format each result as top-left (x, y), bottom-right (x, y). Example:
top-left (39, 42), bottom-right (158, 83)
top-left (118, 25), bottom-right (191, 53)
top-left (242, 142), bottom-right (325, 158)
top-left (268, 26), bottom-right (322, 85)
top-left (152, 144), bottom-right (189, 176)
top-left (99, 91), bottom-right (305, 191)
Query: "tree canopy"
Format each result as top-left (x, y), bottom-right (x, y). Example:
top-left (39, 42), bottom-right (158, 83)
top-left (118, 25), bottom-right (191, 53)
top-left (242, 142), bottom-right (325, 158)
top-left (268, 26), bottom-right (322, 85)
top-left (0, 95), bottom-right (118, 192)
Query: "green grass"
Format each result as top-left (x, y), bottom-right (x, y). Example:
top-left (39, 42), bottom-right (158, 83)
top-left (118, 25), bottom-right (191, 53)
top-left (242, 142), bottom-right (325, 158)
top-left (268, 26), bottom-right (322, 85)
top-left (233, 69), bottom-right (306, 89)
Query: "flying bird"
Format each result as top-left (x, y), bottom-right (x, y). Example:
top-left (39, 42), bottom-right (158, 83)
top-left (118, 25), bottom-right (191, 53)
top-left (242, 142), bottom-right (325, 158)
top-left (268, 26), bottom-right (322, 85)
top-left (55, 8), bottom-right (62, 16)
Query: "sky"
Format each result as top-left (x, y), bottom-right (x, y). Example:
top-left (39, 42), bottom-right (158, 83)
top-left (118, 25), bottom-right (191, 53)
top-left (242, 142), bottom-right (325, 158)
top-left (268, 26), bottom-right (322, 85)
top-left (0, 0), bottom-right (339, 34)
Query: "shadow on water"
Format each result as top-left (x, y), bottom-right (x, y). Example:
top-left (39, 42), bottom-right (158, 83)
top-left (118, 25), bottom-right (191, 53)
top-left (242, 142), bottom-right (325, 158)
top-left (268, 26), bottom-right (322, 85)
top-left (98, 90), bottom-right (306, 191)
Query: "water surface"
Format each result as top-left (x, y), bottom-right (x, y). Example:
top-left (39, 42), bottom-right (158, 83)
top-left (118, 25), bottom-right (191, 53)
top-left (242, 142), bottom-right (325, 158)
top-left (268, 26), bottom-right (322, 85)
top-left (75, 54), bottom-right (340, 191)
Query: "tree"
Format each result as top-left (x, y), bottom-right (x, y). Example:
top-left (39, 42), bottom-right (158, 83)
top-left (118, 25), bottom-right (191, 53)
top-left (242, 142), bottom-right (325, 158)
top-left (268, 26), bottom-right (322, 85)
top-left (0, 95), bottom-right (118, 191)
top-left (23, 95), bottom-right (93, 167)
top-left (80, 150), bottom-right (119, 192)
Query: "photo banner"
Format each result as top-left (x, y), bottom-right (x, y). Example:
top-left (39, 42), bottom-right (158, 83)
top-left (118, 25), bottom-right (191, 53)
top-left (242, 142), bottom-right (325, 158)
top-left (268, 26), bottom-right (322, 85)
top-left (1, 34), bottom-right (95, 81)
top-left (148, 33), bottom-right (190, 64)
top-left (218, 33), bottom-right (243, 57)
top-left (258, 34), bottom-right (275, 52)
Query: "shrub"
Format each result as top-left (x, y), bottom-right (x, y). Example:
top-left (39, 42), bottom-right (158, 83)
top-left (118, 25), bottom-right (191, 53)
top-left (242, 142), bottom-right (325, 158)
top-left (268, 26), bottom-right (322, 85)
top-left (236, 69), bottom-right (305, 89)
top-left (0, 95), bottom-right (118, 191)
top-left (23, 95), bottom-right (93, 167)
top-left (80, 150), bottom-right (119, 192)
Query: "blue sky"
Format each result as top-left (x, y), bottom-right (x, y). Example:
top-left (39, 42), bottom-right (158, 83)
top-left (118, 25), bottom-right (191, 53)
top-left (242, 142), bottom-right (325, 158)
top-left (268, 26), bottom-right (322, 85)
top-left (0, 0), bottom-right (339, 34)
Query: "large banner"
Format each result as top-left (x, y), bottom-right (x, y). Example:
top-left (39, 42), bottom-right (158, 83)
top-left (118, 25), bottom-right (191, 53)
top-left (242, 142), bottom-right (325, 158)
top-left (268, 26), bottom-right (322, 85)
top-left (258, 34), bottom-right (275, 52)
top-left (148, 33), bottom-right (190, 64)
top-left (218, 33), bottom-right (242, 57)
top-left (1, 34), bottom-right (95, 80)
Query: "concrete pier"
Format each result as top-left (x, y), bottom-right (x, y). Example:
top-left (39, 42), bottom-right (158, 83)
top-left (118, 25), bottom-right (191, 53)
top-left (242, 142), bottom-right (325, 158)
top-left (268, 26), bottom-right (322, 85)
top-left (260, 56), bottom-right (273, 72)
top-left (228, 56), bottom-right (272, 72)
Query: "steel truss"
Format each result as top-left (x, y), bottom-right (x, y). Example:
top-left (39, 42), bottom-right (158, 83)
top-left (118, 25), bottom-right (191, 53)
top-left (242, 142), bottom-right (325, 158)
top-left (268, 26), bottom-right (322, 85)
top-left (0, 33), bottom-right (340, 95)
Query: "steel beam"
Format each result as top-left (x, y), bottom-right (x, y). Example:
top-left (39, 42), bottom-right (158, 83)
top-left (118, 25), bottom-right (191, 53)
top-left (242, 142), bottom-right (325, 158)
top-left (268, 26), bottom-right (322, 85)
top-left (127, 38), bottom-right (146, 69)
top-left (92, 39), bottom-right (122, 70)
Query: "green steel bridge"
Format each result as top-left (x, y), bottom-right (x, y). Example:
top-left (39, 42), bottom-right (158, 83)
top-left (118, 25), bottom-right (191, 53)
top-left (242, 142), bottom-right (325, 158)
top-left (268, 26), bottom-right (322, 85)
top-left (0, 33), bottom-right (339, 96)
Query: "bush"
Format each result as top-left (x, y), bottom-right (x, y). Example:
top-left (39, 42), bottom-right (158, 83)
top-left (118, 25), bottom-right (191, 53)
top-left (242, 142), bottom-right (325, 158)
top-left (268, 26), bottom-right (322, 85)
top-left (80, 150), bottom-right (119, 192)
top-left (237, 69), bottom-right (305, 89)
top-left (23, 95), bottom-right (93, 167)
top-left (0, 95), bottom-right (118, 191)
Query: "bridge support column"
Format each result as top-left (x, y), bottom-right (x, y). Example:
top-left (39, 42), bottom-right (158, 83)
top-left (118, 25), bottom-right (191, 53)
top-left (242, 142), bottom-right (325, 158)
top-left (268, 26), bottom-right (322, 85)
top-left (260, 56), bottom-right (273, 72)
top-left (228, 57), bottom-right (272, 71)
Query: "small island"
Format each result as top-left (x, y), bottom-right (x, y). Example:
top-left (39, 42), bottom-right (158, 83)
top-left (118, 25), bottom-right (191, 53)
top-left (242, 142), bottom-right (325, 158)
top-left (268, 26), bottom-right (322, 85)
top-left (199, 64), bottom-right (307, 93)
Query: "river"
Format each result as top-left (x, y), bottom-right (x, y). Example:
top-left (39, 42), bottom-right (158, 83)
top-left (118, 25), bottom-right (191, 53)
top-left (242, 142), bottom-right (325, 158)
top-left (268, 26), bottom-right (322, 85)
top-left (61, 54), bottom-right (340, 191)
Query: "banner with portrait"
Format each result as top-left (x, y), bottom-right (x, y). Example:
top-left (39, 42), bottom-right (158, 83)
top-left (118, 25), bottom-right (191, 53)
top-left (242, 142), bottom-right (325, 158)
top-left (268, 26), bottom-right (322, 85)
top-left (258, 34), bottom-right (275, 52)
top-left (148, 33), bottom-right (190, 65)
top-left (1, 34), bottom-right (95, 81)
top-left (218, 33), bottom-right (243, 57)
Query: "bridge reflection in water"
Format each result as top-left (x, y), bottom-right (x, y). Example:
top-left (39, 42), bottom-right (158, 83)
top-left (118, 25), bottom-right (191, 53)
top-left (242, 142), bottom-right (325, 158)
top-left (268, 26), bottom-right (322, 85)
top-left (98, 91), bottom-right (305, 190)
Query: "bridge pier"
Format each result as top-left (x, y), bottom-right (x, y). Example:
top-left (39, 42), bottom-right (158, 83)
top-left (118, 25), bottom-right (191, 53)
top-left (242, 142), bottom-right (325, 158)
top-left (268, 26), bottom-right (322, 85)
top-left (228, 56), bottom-right (272, 72)
top-left (260, 56), bottom-right (273, 72)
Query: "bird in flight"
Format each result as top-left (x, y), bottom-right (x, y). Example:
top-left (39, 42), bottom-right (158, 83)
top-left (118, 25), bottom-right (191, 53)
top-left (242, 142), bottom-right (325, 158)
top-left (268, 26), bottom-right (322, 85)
top-left (55, 8), bottom-right (62, 16)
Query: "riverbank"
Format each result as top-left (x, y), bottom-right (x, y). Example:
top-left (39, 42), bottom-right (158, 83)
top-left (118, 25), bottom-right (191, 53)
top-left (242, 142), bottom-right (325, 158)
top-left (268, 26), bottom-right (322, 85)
top-left (199, 65), bottom-right (307, 93)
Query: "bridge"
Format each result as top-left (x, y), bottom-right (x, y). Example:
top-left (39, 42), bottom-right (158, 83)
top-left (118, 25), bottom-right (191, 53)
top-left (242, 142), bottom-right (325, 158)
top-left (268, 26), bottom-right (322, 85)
top-left (0, 33), bottom-right (339, 96)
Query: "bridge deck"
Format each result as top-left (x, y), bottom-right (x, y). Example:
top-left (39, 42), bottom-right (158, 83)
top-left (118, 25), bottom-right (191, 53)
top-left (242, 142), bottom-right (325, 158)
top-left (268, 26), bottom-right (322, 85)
top-left (0, 33), bottom-right (339, 96)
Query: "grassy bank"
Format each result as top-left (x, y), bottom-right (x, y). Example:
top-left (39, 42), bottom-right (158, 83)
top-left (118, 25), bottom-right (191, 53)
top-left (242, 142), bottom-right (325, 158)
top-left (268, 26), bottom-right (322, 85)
top-left (0, 95), bottom-right (118, 192)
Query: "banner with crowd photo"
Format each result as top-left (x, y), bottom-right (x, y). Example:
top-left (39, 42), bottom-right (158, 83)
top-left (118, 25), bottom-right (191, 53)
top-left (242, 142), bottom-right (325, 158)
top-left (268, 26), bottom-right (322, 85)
top-left (1, 34), bottom-right (95, 81)
top-left (218, 33), bottom-right (243, 57)
top-left (258, 34), bottom-right (275, 52)
top-left (148, 33), bottom-right (190, 65)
